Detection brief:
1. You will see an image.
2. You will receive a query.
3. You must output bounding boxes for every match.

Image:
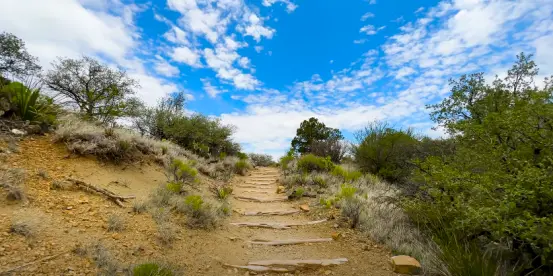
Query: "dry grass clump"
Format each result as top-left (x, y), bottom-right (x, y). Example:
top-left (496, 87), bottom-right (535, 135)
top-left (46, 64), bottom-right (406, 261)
top-left (173, 195), bottom-right (220, 229)
top-left (107, 214), bottom-right (126, 232)
top-left (132, 198), bottom-right (149, 214)
top-left (90, 243), bottom-right (120, 275)
top-left (322, 175), bottom-right (441, 274)
top-left (157, 222), bottom-right (179, 246)
top-left (37, 169), bottom-right (49, 179)
top-left (9, 210), bottom-right (43, 239)
top-left (1, 167), bottom-right (26, 201)
top-left (53, 115), bottom-right (202, 164)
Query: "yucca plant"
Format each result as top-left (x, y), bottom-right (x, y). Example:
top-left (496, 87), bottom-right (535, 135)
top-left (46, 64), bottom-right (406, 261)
top-left (0, 80), bottom-right (56, 123)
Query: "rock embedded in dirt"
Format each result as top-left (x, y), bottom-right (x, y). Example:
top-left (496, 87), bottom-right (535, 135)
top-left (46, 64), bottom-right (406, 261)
top-left (276, 186), bottom-right (285, 194)
top-left (299, 204), bottom-right (310, 212)
top-left (390, 255), bottom-right (422, 275)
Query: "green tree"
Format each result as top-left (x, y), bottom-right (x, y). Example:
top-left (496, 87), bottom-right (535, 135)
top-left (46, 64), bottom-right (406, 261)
top-left (44, 56), bottom-right (140, 123)
top-left (0, 32), bottom-right (41, 77)
top-left (407, 53), bottom-right (553, 274)
top-left (291, 117), bottom-right (344, 159)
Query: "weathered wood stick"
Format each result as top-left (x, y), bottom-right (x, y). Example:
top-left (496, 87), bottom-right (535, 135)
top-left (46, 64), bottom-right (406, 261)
top-left (249, 238), bottom-right (333, 245)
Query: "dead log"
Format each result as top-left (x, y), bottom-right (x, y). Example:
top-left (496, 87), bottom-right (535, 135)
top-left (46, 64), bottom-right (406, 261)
top-left (67, 178), bottom-right (135, 207)
top-left (249, 258), bottom-right (348, 267)
top-left (230, 219), bottom-right (327, 229)
top-left (249, 238), bottom-right (333, 245)
top-left (223, 264), bottom-right (291, 272)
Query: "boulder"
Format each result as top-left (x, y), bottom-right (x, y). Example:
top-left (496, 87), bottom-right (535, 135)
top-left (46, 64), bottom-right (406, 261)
top-left (11, 129), bottom-right (26, 136)
top-left (390, 255), bottom-right (421, 275)
top-left (299, 204), bottom-right (310, 212)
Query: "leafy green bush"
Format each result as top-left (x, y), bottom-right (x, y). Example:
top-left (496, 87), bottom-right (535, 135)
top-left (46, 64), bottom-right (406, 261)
top-left (234, 160), bottom-right (251, 175)
top-left (406, 54), bottom-right (553, 274)
top-left (311, 175), bottom-right (327, 187)
top-left (353, 122), bottom-right (418, 182)
top-left (331, 166), bottom-right (362, 182)
top-left (292, 187), bottom-right (305, 199)
top-left (132, 262), bottom-right (174, 276)
top-left (297, 154), bottom-right (335, 173)
top-left (168, 158), bottom-right (198, 185)
top-left (165, 182), bottom-right (181, 193)
top-left (279, 153), bottom-right (295, 171)
top-left (337, 183), bottom-right (357, 199)
top-left (237, 152), bottom-right (248, 160)
top-left (180, 195), bottom-right (218, 229)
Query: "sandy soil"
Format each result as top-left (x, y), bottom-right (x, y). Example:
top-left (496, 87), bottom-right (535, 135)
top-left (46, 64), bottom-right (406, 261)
top-left (0, 136), bottom-right (396, 275)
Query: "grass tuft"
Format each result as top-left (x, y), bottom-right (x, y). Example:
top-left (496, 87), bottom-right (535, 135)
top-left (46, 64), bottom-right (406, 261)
top-left (107, 214), bottom-right (125, 232)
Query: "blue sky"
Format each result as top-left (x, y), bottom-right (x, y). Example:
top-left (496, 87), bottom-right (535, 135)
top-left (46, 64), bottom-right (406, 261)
top-left (1, 0), bottom-right (553, 159)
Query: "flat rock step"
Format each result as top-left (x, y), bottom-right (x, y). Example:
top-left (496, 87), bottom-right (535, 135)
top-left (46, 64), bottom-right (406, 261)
top-left (223, 258), bottom-right (348, 273)
top-left (235, 185), bottom-right (275, 189)
top-left (235, 196), bottom-right (288, 202)
top-left (248, 238), bottom-right (333, 245)
top-left (234, 209), bottom-right (300, 216)
top-left (230, 219), bottom-right (327, 229)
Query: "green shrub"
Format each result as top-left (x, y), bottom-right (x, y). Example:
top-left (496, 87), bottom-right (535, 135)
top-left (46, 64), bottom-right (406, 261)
top-left (297, 154), bottom-right (335, 173)
top-left (219, 152), bottom-right (227, 160)
top-left (319, 197), bottom-right (335, 208)
top-left (234, 160), bottom-right (250, 175)
top-left (161, 146), bottom-right (168, 155)
top-left (132, 262), bottom-right (174, 276)
top-left (292, 187), bottom-right (305, 199)
top-left (237, 152), bottom-right (248, 160)
top-left (331, 166), bottom-right (362, 182)
top-left (0, 81), bottom-right (58, 124)
top-left (311, 175), bottom-right (327, 187)
top-left (353, 122), bottom-right (418, 182)
top-left (181, 195), bottom-right (218, 229)
top-left (279, 149), bottom-right (295, 171)
top-left (337, 183), bottom-right (357, 199)
top-left (165, 182), bottom-right (181, 193)
top-left (168, 158), bottom-right (198, 185)
top-left (184, 195), bottom-right (203, 213)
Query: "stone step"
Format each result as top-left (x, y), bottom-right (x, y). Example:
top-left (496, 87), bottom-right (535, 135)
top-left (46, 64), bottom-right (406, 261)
top-left (248, 238), bottom-right (333, 246)
top-left (229, 219), bottom-right (327, 229)
top-left (234, 209), bottom-right (300, 216)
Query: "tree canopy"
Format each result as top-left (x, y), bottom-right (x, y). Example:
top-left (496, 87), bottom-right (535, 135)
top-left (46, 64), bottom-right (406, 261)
top-left (291, 117), bottom-right (343, 156)
top-left (0, 32), bottom-right (41, 77)
top-left (44, 56), bottom-right (140, 123)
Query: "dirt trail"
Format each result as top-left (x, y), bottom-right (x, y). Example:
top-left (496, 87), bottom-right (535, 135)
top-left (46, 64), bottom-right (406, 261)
top-left (220, 167), bottom-right (395, 275)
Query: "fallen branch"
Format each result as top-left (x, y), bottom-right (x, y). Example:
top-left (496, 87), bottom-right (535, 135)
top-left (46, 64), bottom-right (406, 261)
top-left (230, 219), bottom-right (327, 229)
top-left (249, 238), bottom-right (333, 246)
top-left (249, 258), bottom-right (348, 267)
top-left (223, 264), bottom-right (290, 272)
top-left (67, 178), bottom-right (135, 207)
top-left (0, 251), bottom-right (68, 275)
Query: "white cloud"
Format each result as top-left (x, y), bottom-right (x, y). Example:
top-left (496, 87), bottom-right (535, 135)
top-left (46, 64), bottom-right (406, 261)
top-left (360, 25), bottom-right (385, 35)
top-left (415, 7), bottom-right (425, 13)
top-left (353, 39), bottom-right (367, 44)
top-left (238, 57), bottom-right (251, 68)
top-left (171, 46), bottom-right (201, 67)
top-left (361, 12), bottom-right (375, 21)
top-left (154, 59), bottom-right (180, 77)
top-left (202, 78), bottom-right (228, 97)
top-left (254, 46), bottom-right (264, 53)
top-left (262, 0), bottom-right (298, 13)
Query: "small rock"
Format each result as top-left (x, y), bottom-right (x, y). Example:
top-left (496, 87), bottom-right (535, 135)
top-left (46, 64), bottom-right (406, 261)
top-left (324, 270), bottom-right (332, 275)
top-left (390, 255), bottom-right (422, 275)
top-left (11, 129), bottom-right (26, 136)
top-left (333, 223), bottom-right (339, 228)
top-left (228, 236), bottom-right (238, 241)
top-left (331, 232), bottom-right (340, 240)
top-left (362, 244), bottom-right (370, 251)
top-left (276, 186), bottom-right (286, 194)
top-left (299, 204), bottom-right (310, 212)
top-left (66, 206), bottom-right (73, 210)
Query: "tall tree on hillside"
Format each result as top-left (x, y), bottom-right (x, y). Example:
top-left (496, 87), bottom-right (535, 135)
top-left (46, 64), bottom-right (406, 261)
top-left (291, 117), bottom-right (344, 161)
top-left (44, 56), bottom-right (140, 123)
top-left (0, 32), bottom-right (41, 77)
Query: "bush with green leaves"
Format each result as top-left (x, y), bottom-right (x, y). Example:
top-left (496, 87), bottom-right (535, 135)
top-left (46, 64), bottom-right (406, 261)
top-left (132, 92), bottom-right (240, 158)
top-left (405, 54), bottom-right (553, 274)
top-left (233, 159), bottom-right (251, 176)
top-left (167, 158), bottom-right (198, 186)
top-left (297, 154), bottom-right (335, 173)
top-left (331, 166), bottom-right (362, 182)
top-left (352, 122), bottom-right (418, 182)
top-left (279, 150), bottom-right (295, 171)
top-left (179, 195), bottom-right (218, 229)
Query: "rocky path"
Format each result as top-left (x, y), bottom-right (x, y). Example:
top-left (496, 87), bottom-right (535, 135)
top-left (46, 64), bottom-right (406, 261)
top-left (221, 167), bottom-right (395, 275)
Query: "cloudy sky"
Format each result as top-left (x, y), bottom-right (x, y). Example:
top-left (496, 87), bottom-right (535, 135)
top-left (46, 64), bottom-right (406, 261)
top-left (1, 0), bottom-right (552, 159)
